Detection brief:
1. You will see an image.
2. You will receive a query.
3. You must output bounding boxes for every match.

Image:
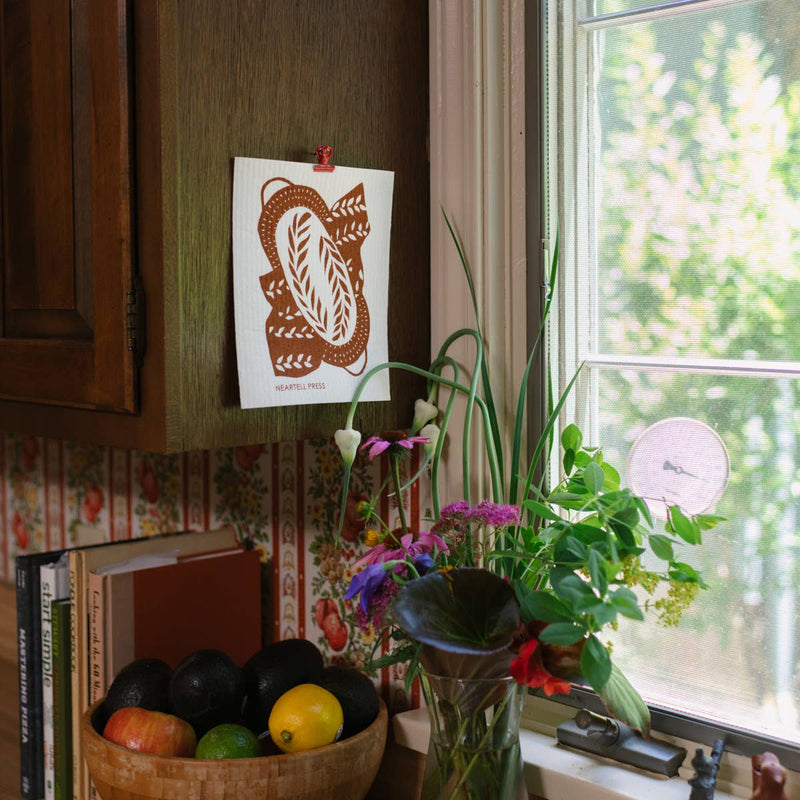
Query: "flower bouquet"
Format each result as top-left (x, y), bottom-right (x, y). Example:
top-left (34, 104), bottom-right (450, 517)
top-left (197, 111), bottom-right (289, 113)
top-left (333, 215), bottom-right (721, 799)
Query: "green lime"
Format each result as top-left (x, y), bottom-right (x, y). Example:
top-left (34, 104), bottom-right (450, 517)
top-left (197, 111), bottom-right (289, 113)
top-left (194, 723), bottom-right (262, 759)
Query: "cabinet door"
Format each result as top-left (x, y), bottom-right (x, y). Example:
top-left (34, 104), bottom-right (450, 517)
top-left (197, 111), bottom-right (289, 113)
top-left (0, 0), bottom-right (137, 412)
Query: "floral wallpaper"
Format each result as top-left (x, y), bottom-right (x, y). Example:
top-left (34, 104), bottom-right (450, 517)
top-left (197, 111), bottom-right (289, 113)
top-left (0, 433), bottom-right (421, 711)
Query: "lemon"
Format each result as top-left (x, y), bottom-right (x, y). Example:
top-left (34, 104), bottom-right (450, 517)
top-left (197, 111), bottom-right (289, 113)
top-left (268, 684), bottom-right (344, 753)
top-left (194, 723), bottom-right (262, 759)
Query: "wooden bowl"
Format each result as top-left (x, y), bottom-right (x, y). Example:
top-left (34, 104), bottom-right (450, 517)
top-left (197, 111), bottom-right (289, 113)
top-left (81, 698), bottom-right (388, 800)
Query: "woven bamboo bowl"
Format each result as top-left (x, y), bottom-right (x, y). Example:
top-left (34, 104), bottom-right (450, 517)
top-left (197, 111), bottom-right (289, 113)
top-left (81, 698), bottom-right (388, 800)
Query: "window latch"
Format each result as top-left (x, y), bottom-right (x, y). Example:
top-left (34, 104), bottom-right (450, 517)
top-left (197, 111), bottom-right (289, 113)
top-left (556, 709), bottom-right (687, 777)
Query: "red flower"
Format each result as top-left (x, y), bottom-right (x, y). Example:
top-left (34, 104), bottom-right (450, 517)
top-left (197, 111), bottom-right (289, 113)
top-left (510, 639), bottom-right (573, 696)
top-left (137, 460), bottom-right (159, 504)
top-left (234, 444), bottom-right (263, 471)
top-left (12, 513), bottom-right (29, 550)
top-left (82, 484), bottom-right (104, 523)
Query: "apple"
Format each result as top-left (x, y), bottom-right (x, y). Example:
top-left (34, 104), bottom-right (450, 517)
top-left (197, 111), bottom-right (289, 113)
top-left (103, 707), bottom-right (197, 757)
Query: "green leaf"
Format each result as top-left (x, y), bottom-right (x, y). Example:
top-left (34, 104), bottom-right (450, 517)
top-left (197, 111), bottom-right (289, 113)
top-left (667, 505), bottom-right (701, 545)
top-left (574, 450), bottom-right (592, 467)
top-left (549, 492), bottom-right (588, 510)
top-left (584, 462), bottom-right (606, 494)
top-left (538, 622), bottom-right (586, 645)
top-left (555, 535), bottom-right (589, 564)
top-left (697, 513), bottom-right (725, 530)
top-left (561, 423), bottom-right (582, 452)
top-left (609, 518), bottom-right (636, 549)
top-left (584, 602), bottom-right (619, 626)
top-left (596, 664), bottom-right (651, 736)
top-left (518, 590), bottom-right (574, 623)
top-left (633, 495), bottom-right (654, 527)
top-left (669, 562), bottom-right (705, 585)
top-left (648, 534), bottom-right (675, 561)
top-left (587, 549), bottom-right (609, 596)
top-left (522, 499), bottom-right (563, 522)
top-left (601, 461), bottom-right (621, 489)
top-left (550, 569), bottom-right (596, 604)
top-left (579, 635), bottom-right (612, 690)
top-left (610, 587), bottom-right (644, 620)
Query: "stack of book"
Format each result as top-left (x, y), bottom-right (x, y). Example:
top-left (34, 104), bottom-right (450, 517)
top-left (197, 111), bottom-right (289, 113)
top-left (15, 528), bottom-right (264, 800)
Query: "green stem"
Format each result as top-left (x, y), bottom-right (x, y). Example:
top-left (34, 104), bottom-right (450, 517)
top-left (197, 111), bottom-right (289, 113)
top-left (446, 688), bottom-right (514, 800)
top-left (334, 462), bottom-right (352, 545)
top-left (390, 453), bottom-right (409, 536)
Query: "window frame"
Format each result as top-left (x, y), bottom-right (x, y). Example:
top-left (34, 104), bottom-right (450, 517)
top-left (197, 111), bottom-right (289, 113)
top-left (429, 0), bottom-right (800, 773)
top-left (542, 0), bottom-right (800, 770)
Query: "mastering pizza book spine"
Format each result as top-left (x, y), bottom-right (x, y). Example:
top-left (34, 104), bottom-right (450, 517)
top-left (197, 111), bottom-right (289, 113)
top-left (16, 550), bottom-right (66, 800)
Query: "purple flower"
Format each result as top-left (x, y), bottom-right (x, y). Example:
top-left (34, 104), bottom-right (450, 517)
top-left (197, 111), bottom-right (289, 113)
top-left (354, 577), bottom-right (401, 633)
top-left (413, 552), bottom-right (435, 574)
top-left (344, 563), bottom-right (390, 614)
top-left (433, 501), bottom-right (520, 535)
top-left (354, 531), bottom-right (448, 569)
top-left (467, 501), bottom-right (520, 528)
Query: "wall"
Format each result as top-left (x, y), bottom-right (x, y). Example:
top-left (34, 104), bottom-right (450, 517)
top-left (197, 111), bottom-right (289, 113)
top-left (0, 432), bottom-right (422, 711)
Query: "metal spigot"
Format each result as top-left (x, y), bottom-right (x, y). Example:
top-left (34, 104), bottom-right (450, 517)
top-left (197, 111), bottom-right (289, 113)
top-left (557, 709), bottom-right (687, 777)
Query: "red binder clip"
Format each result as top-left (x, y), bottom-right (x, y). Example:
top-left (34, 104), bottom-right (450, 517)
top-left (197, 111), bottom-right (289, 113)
top-left (313, 145), bottom-right (335, 172)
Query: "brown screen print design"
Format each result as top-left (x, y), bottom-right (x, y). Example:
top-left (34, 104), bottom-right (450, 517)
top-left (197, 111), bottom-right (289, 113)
top-left (257, 178), bottom-right (371, 378)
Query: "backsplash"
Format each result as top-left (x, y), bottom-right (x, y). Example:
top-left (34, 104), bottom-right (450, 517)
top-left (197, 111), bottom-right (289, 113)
top-left (0, 433), bottom-right (421, 710)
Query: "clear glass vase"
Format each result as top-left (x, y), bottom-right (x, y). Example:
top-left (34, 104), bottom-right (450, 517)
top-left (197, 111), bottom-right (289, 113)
top-left (419, 672), bottom-right (527, 800)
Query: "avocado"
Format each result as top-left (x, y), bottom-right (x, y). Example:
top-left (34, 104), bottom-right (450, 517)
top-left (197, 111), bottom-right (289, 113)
top-left (103, 658), bottom-right (172, 720)
top-left (168, 649), bottom-right (246, 736)
top-left (317, 665), bottom-right (379, 739)
top-left (242, 639), bottom-right (324, 735)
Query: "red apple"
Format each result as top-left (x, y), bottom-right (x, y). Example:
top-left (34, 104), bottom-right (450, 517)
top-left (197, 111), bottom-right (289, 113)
top-left (103, 707), bottom-right (197, 757)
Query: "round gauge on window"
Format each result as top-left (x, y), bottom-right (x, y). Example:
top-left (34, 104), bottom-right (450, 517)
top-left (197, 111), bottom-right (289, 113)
top-left (626, 417), bottom-right (730, 518)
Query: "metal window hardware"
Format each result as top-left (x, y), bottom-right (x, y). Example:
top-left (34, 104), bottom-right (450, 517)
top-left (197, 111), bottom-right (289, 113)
top-left (556, 709), bottom-right (687, 777)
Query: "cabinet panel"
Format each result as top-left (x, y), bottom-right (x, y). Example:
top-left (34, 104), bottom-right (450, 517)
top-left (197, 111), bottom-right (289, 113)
top-left (0, 0), bottom-right (136, 412)
top-left (0, 0), bottom-right (429, 452)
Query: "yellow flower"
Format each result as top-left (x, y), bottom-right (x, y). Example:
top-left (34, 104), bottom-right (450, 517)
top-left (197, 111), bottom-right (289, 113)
top-left (364, 529), bottom-right (382, 548)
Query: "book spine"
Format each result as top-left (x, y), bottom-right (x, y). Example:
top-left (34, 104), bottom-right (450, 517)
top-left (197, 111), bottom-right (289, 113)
top-left (87, 572), bottom-right (105, 707)
top-left (15, 559), bottom-right (37, 800)
top-left (52, 599), bottom-right (72, 800)
top-left (68, 554), bottom-right (81, 800)
top-left (40, 569), bottom-right (56, 800)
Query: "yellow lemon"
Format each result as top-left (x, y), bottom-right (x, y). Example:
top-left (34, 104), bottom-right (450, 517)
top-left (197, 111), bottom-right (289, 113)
top-left (268, 684), bottom-right (344, 753)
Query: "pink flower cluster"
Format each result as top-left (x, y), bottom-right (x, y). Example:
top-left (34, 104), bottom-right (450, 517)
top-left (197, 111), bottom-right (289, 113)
top-left (430, 500), bottom-right (520, 546)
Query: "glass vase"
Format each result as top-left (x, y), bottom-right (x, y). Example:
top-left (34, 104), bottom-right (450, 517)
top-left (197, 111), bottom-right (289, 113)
top-left (419, 672), bottom-right (527, 800)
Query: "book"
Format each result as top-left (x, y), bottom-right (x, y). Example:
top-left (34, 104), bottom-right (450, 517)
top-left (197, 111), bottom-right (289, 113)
top-left (69, 528), bottom-right (239, 800)
top-left (100, 546), bottom-right (262, 676)
top-left (87, 552), bottom-right (179, 710)
top-left (40, 557), bottom-right (71, 800)
top-left (51, 598), bottom-right (72, 800)
top-left (16, 549), bottom-right (67, 800)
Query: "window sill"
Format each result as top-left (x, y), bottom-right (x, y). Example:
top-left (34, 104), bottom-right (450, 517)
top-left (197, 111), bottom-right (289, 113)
top-left (392, 697), bottom-right (799, 800)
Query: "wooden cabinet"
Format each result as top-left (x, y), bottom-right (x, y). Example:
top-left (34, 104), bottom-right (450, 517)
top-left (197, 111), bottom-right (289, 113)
top-left (0, 0), bottom-right (430, 453)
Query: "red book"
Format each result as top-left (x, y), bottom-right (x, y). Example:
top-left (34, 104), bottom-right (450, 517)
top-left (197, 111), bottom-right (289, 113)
top-left (101, 548), bottom-right (263, 677)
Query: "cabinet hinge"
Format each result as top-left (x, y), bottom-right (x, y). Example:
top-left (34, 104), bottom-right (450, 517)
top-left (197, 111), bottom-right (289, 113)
top-left (126, 274), bottom-right (147, 367)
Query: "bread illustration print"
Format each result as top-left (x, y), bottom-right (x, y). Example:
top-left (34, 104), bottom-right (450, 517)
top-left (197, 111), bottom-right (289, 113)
top-left (257, 177), bottom-right (371, 378)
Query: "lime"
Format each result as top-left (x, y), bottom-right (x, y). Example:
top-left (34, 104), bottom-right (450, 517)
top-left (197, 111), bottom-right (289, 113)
top-left (268, 684), bottom-right (344, 754)
top-left (194, 723), bottom-right (262, 759)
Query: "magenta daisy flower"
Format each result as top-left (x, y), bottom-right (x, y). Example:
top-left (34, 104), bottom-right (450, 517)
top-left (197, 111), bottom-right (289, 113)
top-left (360, 431), bottom-right (430, 461)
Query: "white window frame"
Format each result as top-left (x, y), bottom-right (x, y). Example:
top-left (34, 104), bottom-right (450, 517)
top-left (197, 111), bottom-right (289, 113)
top-left (427, 0), bottom-right (800, 793)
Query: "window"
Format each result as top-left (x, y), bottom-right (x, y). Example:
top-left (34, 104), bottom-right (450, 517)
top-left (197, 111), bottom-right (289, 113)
top-left (545, 0), bottom-right (800, 757)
